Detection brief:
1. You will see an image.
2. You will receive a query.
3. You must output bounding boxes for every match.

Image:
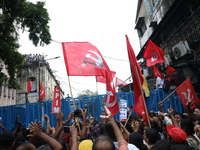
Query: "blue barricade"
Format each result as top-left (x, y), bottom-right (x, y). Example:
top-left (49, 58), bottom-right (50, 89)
top-left (0, 90), bottom-right (185, 133)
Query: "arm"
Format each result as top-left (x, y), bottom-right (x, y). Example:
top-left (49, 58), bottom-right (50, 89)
top-left (159, 112), bottom-right (172, 125)
top-left (28, 121), bottom-right (63, 150)
top-left (100, 106), bottom-right (128, 150)
top-left (52, 112), bottom-right (65, 140)
top-left (168, 108), bottom-right (179, 127)
top-left (70, 124), bottom-right (78, 150)
top-left (80, 109), bottom-right (88, 139)
top-left (120, 122), bottom-right (130, 139)
top-left (0, 124), bottom-right (6, 132)
top-left (186, 101), bottom-right (196, 124)
top-left (43, 114), bottom-right (51, 135)
top-left (158, 101), bottom-right (165, 113)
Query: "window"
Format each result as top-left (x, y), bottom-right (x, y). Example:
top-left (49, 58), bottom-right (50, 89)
top-left (135, 17), bottom-right (147, 37)
top-left (27, 77), bottom-right (37, 92)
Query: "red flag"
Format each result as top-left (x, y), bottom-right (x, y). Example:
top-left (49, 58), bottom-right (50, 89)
top-left (96, 71), bottom-right (116, 84)
top-left (52, 86), bottom-right (61, 114)
top-left (96, 76), bottom-right (106, 84)
top-left (115, 77), bottom-right (127, 87)
top-left (27, 79), bottom-right (32, 92)
top-left (175, 78), bottom-right (200, 109)
top-left (39, 83), bottom-right (46, 102)
top-left (125, 35), bottom-right (149, 124)
top-left (62, 42), bottom-right (110, 76)
top-left (103, 70), bottom-right (119, 116)
top-left (153, 66), bottom-right (163, 79)
top-left (143, 40), bottom-right (165, 67)
top-left (166, 65), bottom-right (175, 75)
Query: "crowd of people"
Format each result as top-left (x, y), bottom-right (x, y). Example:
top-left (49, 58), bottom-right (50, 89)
top-left (24, 54), bottom-right (45, 62)
top-left (1, 101), bottom-right (200, 150)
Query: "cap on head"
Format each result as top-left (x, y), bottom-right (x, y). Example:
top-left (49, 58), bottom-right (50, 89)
top-left (166, 125), bottom-right (187, 143)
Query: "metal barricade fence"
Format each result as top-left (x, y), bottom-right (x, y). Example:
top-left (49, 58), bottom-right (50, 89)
top-left (0, 90), bottom-right (185, 133)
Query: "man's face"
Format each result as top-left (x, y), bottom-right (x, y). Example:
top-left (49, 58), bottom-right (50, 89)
top-left (174, 114), bottom-right (182, 123)
top-left (194, 108), bottom-right (200, 117)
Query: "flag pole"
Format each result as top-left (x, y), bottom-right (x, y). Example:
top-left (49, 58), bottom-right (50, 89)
top-left (96, 77), bottom-right (98, 93)
top-left (160, 89), bottom-right (176, 103)
top-left (67, 75), bottom-right (76, 110)
top-left (135, 66), bottom-right (151, 128)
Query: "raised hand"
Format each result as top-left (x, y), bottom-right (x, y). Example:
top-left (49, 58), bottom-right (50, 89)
top-left (28, 120), bottom-right (43, 137)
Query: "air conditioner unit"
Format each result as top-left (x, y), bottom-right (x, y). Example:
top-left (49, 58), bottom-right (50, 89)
top-left (172, 41), bottom-right (190, 59)
top-left (164, 54), bottom-right (172, 66)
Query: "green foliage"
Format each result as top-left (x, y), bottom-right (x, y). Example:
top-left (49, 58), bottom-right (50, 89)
top-left (77, 89), bottom-right (99, 98)
top-left (0, 0), bottom-right (51, 89)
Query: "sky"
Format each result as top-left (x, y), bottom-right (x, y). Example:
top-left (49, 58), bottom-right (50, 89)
top-left (18, 0), bottom-right (140, 98)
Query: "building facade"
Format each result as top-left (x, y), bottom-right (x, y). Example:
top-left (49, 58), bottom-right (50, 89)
top-left (17, 55), bottom-right (63, 104)
top-left (0, 59), bottom-right (17, 106)
top-left (135, 0), bottom-right (200, 92)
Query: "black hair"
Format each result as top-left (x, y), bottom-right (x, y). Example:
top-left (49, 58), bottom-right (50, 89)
top-left (121, 121), bottom-right (133, 133)
top-left (171, 144), bottom-right (196, 150)
top-left (92, 134), bottom-right (115, 150)
top-left (180, 119), bottom-right (194, 135)
top-left (0, 131), bottom-right (15, 149)
top-left (129, 132), bottom-right (148, 150)
top-left (149, 120), bottom-right (162, 133)
top-left (174, 112), bottom-right (183, 118)
top-left (145, 128), bottom-right (161, 145)
top-left (15, 142), bottom-right (35, 150)
top-left (104, 120), bottom-right (120, 140)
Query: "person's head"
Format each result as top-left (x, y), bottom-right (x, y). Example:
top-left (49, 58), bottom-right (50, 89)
top-left (104, 120), bottom-right (120, 140)
top-left (144, 121), bottom-right (162, 133)
top-left (0, 131), bottom-right (15, 150)
top-left (79, 140), bottom-right (93, 150)
top-left (171, 144), bottom-right (196, 150)
top-left (16, 142), bottom-right (35, 150)
top-left (166, 125), bottom-right (187, 144)
top-left (92, 134), bottom-right (115, 150)
top-left (194, 107), bottom-right (200, 117)
top-left (180, 119), bottom-right (194, 136)
top-left (174, 113), bottom-right (182, 124)
top-left (129, 132), bottom-right (148, 150)
top-left (121, 121), bottom-right (133, 133)
top-left (143, 128), bottom-right (161, 145)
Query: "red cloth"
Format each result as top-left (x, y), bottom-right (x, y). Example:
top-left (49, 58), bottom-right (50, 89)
top-left (125, 35), bottom-right (148, 124)
top-left (96, 71), bottom-right (116, 84)
top-left (103, 70), bottom-right (119, 116)
top-left (39, 82), bottom-right (46, 102)
top-left (166, 65), bottom-right (176, 75)
top-left (52, 86), bottom-right (61, 114)
top-left (96, 75), bottom-right (106, 83)
top-left (62, 42), bottom-right (110, 76)
top-left (115, 77), bottom-right (127, 87)
top-left (175, 77), bottom-right (200, 109)
top-left (153, 66), bottom-right (163, 79)
top-left (143, 40), bottom-right (165, 67)
top-left (27, 79), bottom-right (32, 92)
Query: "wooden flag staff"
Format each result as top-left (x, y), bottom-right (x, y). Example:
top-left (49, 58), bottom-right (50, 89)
top-left (135, 66), bottom-right (151, 128)
top-left (67, 75), bottom-right (76, 110)
top-left (160, 89), bottom-right (176, 103)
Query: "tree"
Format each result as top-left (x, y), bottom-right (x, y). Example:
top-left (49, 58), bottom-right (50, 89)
top-left (0, 0), bottom-right (51, 89)
top-left (77, 89), bottom-right (98, 98)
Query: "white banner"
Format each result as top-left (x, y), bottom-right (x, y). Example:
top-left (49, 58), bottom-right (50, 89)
top-left (119, 99), bottom-right (127, 121)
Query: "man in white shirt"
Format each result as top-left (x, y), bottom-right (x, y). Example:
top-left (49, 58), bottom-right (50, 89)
top-left (156, 76), bottom-right (164, 89)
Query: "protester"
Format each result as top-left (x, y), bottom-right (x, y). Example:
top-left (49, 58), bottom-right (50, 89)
top-left (2, 101), bottom-right (200, 150)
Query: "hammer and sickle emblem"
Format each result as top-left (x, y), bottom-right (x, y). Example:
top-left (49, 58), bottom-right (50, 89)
top-left (181, 89), bottom-right (194, 102)
top-left (150, 52), bottom-right (158, 62)
top-left (82, 50), bottom-right (104, 67)
top-left (105, 91), bottom-right (117, 107)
